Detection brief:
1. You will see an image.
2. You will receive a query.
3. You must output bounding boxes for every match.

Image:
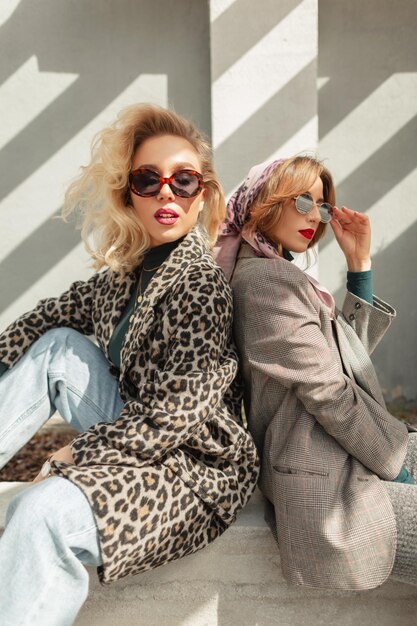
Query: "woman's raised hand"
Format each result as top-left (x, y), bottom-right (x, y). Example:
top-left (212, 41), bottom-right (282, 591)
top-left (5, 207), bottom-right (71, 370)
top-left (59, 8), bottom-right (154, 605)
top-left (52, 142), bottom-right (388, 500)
top-left (330, 206), bottom-right (371, 272)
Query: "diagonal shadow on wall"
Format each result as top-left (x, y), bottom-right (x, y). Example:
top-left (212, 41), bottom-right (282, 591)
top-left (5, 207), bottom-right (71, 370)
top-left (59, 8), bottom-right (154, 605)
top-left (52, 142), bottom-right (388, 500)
top-left (0, 0), bottom-right (211, 206)
top-left (0, 0), bottom-right (211, 314)
top-left (332, 220), bottom-right (417, 400)
top-left (211, 0), bottom-right (303, 82)
top-left (1, 0), bottom-right (315, 316)
top-left (0, 211), bottom-right (79, 315)
top-left (318, 0), bottom-right (417, 400)
top-left (319, 113), bottom-right (417, 252)
top-left (214, 61), bottom-right (317, 196)
top-left (318, 0), bottom-right (417, 138)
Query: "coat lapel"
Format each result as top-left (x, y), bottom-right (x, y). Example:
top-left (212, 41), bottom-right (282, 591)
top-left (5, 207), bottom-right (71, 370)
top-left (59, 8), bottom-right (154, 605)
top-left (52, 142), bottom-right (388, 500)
top-left (334, 313), bottom-right (385, 406)
top-left (119, 227), bottom-right (209, 379)
top-left (97, 270), bottom-right (136, 360)
top-left (332, 316), bottom-right (354, 379)
top-left (237, 243), bottom-right (384, 406)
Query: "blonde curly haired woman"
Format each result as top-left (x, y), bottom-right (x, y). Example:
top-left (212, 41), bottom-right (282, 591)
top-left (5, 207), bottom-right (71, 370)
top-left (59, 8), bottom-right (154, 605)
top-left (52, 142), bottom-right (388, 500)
top-left (0, 104), bottom-right (259, 626)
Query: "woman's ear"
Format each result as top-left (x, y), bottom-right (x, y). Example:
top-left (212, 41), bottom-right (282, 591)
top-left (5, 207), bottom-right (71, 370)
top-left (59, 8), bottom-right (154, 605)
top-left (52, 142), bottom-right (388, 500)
top-left (198, 188), bottom-right (207, 213)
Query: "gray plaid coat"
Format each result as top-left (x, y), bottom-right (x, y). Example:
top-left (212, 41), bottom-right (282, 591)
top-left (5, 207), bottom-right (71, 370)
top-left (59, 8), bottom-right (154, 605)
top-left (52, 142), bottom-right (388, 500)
top-left (232, 243), bottom-right (409, 590)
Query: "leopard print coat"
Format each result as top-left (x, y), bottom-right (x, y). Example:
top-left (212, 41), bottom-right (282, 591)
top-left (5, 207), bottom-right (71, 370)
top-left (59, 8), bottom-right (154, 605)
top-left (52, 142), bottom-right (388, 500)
top-left (0, 227), bottom-right (259, 584)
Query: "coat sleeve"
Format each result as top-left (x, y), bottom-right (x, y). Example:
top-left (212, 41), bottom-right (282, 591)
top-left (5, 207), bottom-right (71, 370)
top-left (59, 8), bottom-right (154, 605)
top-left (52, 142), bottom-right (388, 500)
top-left (341, 291), bottom-right (396, 355)
top-left (0, 272), bottom-right (102, 369)
top-left (243, 262), bottom-right (407, 480)
top-left (69, 264), bottom-right (239, 467)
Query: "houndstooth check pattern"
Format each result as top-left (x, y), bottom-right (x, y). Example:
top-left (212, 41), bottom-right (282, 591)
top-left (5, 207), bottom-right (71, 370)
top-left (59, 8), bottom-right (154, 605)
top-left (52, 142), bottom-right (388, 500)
top-left (232, 243), bottom-right (409, 590)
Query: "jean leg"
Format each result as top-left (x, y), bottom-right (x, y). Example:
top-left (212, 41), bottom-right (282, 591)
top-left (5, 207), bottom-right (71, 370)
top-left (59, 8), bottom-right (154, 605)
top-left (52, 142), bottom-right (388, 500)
top-left (0, 328), bottom-right (124, 469)
top-left (0, 477), bottom-right (102, 626)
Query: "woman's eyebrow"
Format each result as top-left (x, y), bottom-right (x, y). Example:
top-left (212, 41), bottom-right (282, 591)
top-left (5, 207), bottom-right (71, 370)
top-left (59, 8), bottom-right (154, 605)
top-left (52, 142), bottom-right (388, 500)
top-left (307, 193), bottom-right (325, 203)
top-left (137, 162), bottom-right (198, 171)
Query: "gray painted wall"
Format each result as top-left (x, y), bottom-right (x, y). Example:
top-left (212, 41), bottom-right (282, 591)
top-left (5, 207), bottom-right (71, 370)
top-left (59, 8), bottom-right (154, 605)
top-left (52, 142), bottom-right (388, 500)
top-left (0, 0), bottom-right (210, 326)
top-left (1, 0), bottom-right (416, 404)
top-left (318, 0), bottom-right (417, 405)
top-left (210, 0), bottom-right (317, 197)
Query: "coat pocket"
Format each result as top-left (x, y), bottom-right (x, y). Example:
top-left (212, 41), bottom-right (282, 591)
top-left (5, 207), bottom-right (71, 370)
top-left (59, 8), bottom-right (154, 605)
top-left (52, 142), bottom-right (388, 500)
top-left (273, 465), bottom-right (329, 478)
top-left (270, 466), bottom-right (331, 583)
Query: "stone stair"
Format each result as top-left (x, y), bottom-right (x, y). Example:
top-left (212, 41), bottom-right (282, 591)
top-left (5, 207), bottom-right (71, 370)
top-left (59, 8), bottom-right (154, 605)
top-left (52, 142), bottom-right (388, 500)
top-left (1, 484), bottom-right (417, 625)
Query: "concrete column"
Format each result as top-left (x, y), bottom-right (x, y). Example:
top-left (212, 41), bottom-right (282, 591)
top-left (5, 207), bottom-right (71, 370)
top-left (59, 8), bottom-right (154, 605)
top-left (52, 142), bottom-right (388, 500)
top-left (209, 0), bottom-right (318, 198)
top-left (318, 0), bottom-right (417, 405)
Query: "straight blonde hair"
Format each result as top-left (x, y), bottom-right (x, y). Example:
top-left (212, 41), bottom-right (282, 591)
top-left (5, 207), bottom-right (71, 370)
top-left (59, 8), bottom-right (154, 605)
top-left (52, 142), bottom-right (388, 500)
top-left (63, 104), bottom-right (225, 275)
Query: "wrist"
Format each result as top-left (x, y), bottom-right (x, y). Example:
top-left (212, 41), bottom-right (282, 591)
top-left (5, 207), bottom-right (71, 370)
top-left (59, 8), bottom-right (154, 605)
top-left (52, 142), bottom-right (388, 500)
top-left (346, 258), bottom-right (372, 272)
top-left (40, 456), bottom-right (53, 478)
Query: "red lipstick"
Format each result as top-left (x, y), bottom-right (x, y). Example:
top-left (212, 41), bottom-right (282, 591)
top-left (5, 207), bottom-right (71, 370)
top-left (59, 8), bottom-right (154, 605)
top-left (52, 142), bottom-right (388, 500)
top-left (154, 208), bottom-right (179, 225)
top-left (298, 229), bottom-right (314, 240)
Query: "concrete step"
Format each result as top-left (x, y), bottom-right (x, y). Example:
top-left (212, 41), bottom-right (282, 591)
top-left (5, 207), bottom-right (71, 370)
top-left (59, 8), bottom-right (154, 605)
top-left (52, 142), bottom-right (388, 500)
top-left (1, 483), bottom-right (417, 625)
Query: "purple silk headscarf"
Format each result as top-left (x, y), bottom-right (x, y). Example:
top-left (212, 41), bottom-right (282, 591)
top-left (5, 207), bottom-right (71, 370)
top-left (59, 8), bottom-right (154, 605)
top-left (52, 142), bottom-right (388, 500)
top-left (213, 158), bottom-right (335, 316)
top-left (213, 159), bottom-right (284, 281)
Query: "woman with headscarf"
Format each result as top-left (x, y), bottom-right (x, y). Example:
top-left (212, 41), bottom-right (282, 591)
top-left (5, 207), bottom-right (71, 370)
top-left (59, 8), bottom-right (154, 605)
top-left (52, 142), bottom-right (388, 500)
top-left (214, 155), bottom-right (417, 590)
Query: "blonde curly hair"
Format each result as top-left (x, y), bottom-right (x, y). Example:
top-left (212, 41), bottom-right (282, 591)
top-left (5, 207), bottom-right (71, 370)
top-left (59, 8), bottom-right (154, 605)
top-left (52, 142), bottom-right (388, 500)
top-left (63, 103), bottom-right (225, 274)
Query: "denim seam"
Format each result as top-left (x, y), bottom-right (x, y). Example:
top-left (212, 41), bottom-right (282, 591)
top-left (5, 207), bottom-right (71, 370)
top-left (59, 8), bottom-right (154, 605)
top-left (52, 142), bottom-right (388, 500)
top-left (21, 520), bottom-right (99, 625)
top-left (66, 381), bottom-right (113, 421)
top-left (48, 371), bottom-right (113, 422)
top-left (65, 523), bottom-right (99, 541)
top-left (0, 393), bottom-right (49, 442)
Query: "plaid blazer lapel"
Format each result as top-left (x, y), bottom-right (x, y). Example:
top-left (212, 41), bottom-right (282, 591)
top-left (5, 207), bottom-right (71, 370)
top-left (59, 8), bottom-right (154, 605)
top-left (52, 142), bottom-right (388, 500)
top-left (335, 313), bottom-right (385, 406)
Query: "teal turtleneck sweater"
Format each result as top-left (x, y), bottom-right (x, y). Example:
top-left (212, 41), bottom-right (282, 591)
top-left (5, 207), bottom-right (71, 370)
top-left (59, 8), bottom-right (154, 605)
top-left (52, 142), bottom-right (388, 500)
top-left (107, 238), bottom-right (183, 371)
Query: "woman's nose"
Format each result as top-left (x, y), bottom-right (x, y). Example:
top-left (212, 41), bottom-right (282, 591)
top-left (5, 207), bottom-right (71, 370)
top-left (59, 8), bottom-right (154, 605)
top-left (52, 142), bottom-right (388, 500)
top-left (308, 203), bottom-right (321, 222)
top-left (157, 182), bottom-right (175, 200)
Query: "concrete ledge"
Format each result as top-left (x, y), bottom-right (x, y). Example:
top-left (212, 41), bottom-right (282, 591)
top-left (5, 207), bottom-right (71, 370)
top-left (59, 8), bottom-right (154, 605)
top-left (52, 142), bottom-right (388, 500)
top-left (1, 484), bottom-right (417, 625)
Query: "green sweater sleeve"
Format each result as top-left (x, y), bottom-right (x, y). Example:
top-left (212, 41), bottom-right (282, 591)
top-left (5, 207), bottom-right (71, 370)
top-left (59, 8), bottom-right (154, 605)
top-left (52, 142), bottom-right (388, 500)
top-left (346, 270), bottom-right (373, 304)
top-left (0, 361), bottom-right (8, 378)
top-left (394, 466), bottom-right (416, 484)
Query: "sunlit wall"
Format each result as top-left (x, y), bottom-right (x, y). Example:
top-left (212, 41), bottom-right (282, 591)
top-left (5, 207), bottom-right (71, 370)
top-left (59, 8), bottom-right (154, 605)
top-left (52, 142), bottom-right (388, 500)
top-left (1, 0), bottom-right (415, 404)
top-left (318, 0), bottom-right (417, 403)
top-left (0, 0), bottom-right (210, 328)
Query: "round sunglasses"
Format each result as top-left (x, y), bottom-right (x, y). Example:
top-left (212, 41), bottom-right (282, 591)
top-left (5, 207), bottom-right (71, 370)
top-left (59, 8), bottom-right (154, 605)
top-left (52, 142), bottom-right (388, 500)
top-left (294, 193), bottom-right (333, 224)
top-left (129, 168), bottom-right (204, 198)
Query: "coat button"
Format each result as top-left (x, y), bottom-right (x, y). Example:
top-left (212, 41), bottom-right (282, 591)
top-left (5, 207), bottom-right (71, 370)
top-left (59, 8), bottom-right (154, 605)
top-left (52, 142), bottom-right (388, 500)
top-left (349, 313), bottom-right (355, 321)
top-left (355, 302), bottom-right (361, 309)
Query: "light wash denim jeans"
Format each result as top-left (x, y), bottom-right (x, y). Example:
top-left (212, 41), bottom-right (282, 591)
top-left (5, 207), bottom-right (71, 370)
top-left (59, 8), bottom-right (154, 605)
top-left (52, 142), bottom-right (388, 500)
top-left (0, 328), bottom-right (124, 626)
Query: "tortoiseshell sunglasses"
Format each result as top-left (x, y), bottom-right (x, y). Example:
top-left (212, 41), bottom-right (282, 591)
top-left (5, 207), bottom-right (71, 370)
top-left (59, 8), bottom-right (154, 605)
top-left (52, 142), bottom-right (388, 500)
top-left (129, 168), bottom-right (204, 198)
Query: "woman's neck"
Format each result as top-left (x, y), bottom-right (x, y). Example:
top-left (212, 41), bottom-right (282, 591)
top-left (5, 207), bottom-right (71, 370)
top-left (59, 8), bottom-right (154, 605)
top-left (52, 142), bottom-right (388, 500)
top-left (142, 237), bottom-right (185, 271)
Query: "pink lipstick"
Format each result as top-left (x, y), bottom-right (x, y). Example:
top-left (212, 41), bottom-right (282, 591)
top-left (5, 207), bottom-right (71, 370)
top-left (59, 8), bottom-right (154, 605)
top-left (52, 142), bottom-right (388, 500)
top-left (154, 208), bottom-right (179, 225)
top-left (298, 229), bottom-right (314, 240)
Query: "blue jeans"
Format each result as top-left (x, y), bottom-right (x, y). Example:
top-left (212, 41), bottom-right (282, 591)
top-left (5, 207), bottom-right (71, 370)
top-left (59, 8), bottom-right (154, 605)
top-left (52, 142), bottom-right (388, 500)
top-left (0, 328), bottom-right (124, 626)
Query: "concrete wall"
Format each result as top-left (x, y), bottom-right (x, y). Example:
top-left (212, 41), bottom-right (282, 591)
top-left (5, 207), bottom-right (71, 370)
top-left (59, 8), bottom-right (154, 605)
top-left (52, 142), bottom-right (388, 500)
top-left (0, 0), bottom-right (210, 328)
top-left (318, 0), bottom-right (417, 404)
top-left (1, 0), bottom-right (416, 404)
top-left (210, 0), bottom-right (318, 197)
